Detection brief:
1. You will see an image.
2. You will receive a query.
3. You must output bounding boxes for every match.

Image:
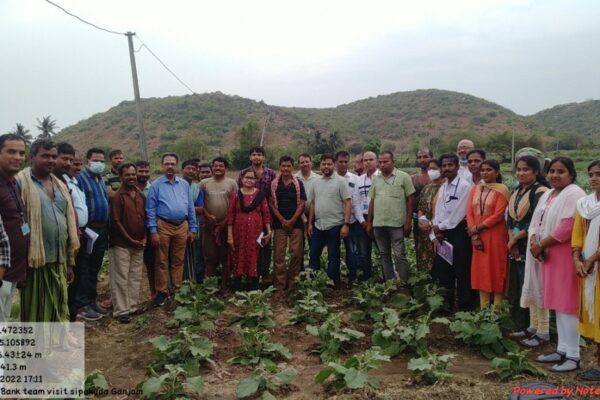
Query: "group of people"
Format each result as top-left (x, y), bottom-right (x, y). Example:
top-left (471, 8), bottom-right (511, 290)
top-left (0, 133), bottom-right (599, 377)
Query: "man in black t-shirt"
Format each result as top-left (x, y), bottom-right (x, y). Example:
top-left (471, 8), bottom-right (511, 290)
top-left (269, 156), bottom-right (306, 294)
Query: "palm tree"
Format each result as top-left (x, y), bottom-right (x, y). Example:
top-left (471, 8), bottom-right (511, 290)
top-left (36, 115), bottom-right (58, 139)
top-left (8, 123), bottom-right (33, 145)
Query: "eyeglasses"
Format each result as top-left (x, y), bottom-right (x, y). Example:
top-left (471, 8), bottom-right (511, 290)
top-left (243, 176), bottom-right (256, 180)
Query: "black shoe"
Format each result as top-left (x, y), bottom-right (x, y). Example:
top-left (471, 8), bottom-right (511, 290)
top-left (91, 303), bottom-right (109, 315)
top-left (153, 292), bottom-right (168, 307)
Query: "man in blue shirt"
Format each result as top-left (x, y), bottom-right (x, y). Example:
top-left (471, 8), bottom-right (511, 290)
top-left (70, 147), bottom-right (110, 321)
top-left (146, 153), bottom-right (197, 306)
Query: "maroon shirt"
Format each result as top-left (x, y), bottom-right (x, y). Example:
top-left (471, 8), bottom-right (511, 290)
top-left (109, 186), bottom-right (146, 248)
top-left (0, 175), bottom-right (29, 283)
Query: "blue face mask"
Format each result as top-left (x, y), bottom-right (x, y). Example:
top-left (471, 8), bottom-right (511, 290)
top-left (89, 161), bottom-right (105, 175)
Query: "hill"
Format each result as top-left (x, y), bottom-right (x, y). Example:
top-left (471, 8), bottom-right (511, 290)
top-left (56, 89), bottom-right (555, 160)
top-left (530, 99), bottom-right (600, 138)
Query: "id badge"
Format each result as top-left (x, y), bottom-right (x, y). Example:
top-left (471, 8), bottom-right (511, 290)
top-left (21, 223), bottom-right (31, 236)
top-left (511, 227), bottom-right (520, 236)
top-left (362, 201), bottom-right (369, 213)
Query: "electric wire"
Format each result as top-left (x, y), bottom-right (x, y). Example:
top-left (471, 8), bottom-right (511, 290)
top-left (135, 35), bottom-right (197, 95)
top-left (44, 0), bottom-right (126, 36)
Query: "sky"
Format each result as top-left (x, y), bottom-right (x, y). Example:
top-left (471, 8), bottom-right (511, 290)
top-left (1, 0), bottom-right (599, 135)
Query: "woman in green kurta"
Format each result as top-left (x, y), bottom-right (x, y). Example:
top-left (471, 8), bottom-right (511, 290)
top-left (506, 155), bottom-right (549, 331)
top-left (417, 160), bottom-right (443, 270)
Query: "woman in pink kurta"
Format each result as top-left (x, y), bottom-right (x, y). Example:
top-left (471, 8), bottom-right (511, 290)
top-left (530, 157), bottom-right (585, 372)
top-left (227, 170), bottom-right (271, 291)
top-left (466, 160), bottom-right (510, 307)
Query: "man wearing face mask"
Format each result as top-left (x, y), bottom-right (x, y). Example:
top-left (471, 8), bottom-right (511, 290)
top-left (70, 147), bottom-right (110, 321)
top-left (456, 139), bottom-right (474, 181)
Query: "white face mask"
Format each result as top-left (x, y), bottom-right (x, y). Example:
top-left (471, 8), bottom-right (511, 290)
top-left (89, 161), bottom-right (105, 175)
top-left (427, 169), bottom-right (441, 180)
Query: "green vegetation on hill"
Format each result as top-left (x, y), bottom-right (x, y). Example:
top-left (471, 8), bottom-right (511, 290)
top-left (531, 99), bottom-right (600, 142)
top-left (55, 89), bottom-right (592, 164)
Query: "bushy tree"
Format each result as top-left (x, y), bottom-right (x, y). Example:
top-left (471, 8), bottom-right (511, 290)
top-left (170, 134), bottom-right (208, 162)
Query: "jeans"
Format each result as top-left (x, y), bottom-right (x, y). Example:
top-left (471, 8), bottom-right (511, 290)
top-left (69, 227), bottom-right (108, 316)
top-left (354, 222), bottom-right (372, 281)
top-left (194, 235), bottom-right (205, 283)
top-left (343, 223), bottom-right (359, 282)
top-left (309, 225), bottom-right (342, 284)
top-left (373, 227), bottom-right (408, 282)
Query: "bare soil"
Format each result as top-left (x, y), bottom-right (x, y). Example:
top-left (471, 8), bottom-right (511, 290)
top-left (85, 273), bottom-right (594, 400)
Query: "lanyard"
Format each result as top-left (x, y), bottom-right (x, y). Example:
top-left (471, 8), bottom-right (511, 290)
top-left (479, 187), bottom-right (492, 216)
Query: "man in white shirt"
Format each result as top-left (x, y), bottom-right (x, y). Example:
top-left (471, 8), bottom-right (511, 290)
top-left (354, 151), bottom-right (378, 281)
top-left (55, 143), bottom-right (88, 228)
top-left (335, 151), bottom-right (364, 285)
top-left (432, 153), bottom-right (475, 311)
top-left (456, 139), bottom-right (474, 181)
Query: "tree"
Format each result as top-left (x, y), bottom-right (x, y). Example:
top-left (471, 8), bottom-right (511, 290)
top-left (8, 123), bottom-right (33, 145)
top-left (230, 120), bottom-right (260, 169)
top-left (169, 133), bottom-right (208, 161)
top-left (36, 116), bottom-right (58, 139)
top-left (364, 138), bottom-right (381, 154)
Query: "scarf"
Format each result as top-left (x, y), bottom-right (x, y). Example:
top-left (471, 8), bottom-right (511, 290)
top-left (508, 183), bottom-right (548, 222)
top-left (270, 174), bottom-right (302, 210)
top-left (480, 181), bottom-right (510, 203)
top-left (542, 184), bottom-right (586, 238)
top-left (577, 193), bottom-right (600, 322)
top-left (236, 189), bottom-right (265, 213)
top-left (17, 167), bottom-right (80, 268)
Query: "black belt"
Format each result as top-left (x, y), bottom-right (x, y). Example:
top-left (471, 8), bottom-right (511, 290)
top-left (158, 217), bottom-right (185, 226)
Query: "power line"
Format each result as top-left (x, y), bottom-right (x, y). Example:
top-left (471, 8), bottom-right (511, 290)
top-left (135, 35), bottom-right (197, 95)
top-left (44, 0), bottom-right (126, 36)
top-left (44, 0), bottom-right (197, 95)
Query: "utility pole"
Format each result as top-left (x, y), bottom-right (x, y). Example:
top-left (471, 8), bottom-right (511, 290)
top-left (126, 32), bottom-right (148, 161)
top-left (511, 131), bottom-right (515, 166)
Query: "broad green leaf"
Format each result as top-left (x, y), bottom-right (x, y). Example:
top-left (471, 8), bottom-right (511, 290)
top-left (315, 367), bottom-right (334, 384)
top-left (141, 375), bottom-right (166, 398)
top-left (149, 336), bottom-right (171, 352)
top-left (173, 306), bottom-right (193, 321)
top-left (344, 369), bottom-right (368, 389)
top-left (481, 345), bottom-right (497, 360)
top-left (262, 392), bottom-right (276, 400)
top-left (236, 376), bottom-right (260, 398)
top-left (407, 357), bottom-right (432, 371)
top-left (185, 376), bottom-right (204, 395)
top-left (275, 368), bottom-right (298, 385)
top-left (366, 376), bottom-right (381, 389)
top-left (306, 325), bottom-right (319, 336)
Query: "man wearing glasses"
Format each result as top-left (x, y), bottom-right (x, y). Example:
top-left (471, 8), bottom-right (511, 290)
top-left (431, 153), bottom-right (475, 312)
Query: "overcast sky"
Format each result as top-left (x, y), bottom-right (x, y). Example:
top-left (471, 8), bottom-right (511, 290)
top-left (1, 0), bottom-right (599, 135)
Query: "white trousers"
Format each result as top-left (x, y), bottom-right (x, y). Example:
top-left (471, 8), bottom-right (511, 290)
top-left (556, 311), bottom-right (580, 359)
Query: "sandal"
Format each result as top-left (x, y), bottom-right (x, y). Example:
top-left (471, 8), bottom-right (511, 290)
top-left (550, 357), bottom-right (580, 373)
top-left (117, 315), bottom-right (131, 324)
top-left (536, 351), bottom-right (566, 364)
top-left (577, 368), bottom-right (600, 381)
top-left (510, 329), bottom-right (536, 339)
top-left (520, 334), bottom-right (548, 348)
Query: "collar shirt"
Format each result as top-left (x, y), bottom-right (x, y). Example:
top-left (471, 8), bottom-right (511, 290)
top-left (339, 171), bottom-right (362, 224)
top-left (145, 175), bottom-right (198, 234)
top-left (308, 174), bottom-right (351, 231)
top-left (433, 175), bottom-right (472, 231)
top-left (458, 165), bottom-right (473, 183)
top-left (369, 168), bottom-right (416, 228)
top-left (78, 168), bottom-right (109, 224)
top-left (63, 174), bottom-right (88, 228)
top-left (0, 175), bottom-right (29, 283)
top-left (356, 172), bottom-right (377, 223)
